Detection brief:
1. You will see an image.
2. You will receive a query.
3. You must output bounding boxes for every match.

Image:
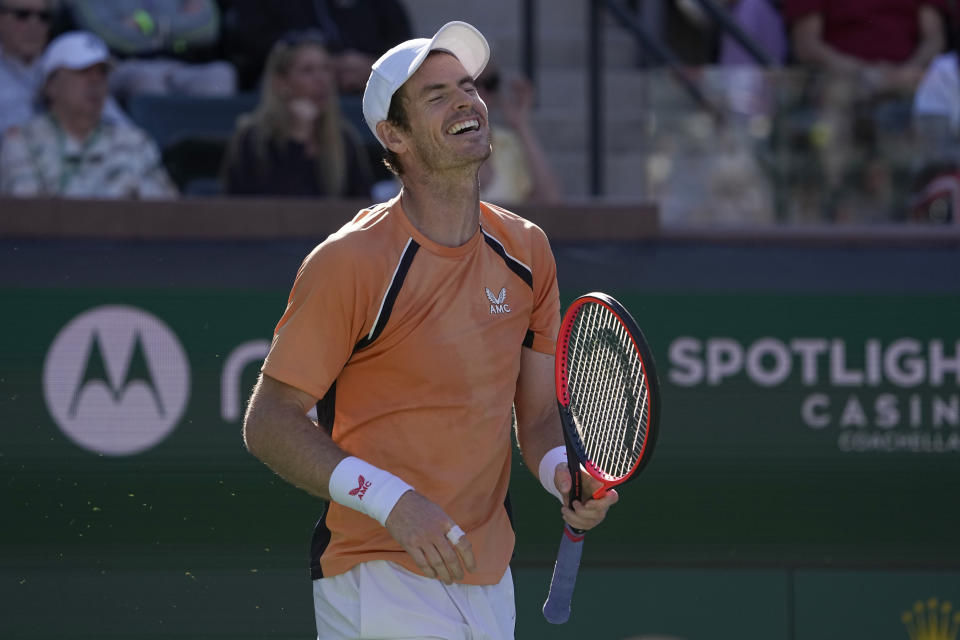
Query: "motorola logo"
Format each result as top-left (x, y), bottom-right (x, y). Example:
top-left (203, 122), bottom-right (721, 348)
top-left (43, 305), bottom-right (190, 456)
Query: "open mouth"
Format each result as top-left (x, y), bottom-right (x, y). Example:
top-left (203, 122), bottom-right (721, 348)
top-left (446, 119), bottom-right (481, 135)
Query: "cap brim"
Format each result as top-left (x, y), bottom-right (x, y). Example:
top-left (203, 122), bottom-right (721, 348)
top-left (397, 21), bottom-right (490, 105)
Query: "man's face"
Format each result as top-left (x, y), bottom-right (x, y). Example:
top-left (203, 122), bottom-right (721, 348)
top-left (45, 64), bottom-right (109, 121)
top-left (0, 0), bottom-right (51, 62)
top-left (396, 52), bottom-right (491, 173)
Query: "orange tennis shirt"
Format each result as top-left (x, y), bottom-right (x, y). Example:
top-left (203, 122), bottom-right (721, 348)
top-left (261, 195), bottom-right (561, 585)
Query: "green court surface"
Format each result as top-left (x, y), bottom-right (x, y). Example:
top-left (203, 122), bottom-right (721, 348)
top-left (5, 549), bottom-right (957, 639)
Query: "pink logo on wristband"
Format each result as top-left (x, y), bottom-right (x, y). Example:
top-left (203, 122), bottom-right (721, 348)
top-left (349, 475), bottom-right (372, 500)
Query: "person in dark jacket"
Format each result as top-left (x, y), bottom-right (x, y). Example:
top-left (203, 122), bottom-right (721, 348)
top-left (221, 30), bottom-right (373, 197)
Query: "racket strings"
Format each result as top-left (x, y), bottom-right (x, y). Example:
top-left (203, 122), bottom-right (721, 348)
top-left (566, 304), bottom-right (649, 479)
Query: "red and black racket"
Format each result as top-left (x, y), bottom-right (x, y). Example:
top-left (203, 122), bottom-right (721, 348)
top-left (542, 292), bottom-right (661, 624)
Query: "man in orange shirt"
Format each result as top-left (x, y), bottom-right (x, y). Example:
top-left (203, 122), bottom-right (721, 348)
top-left (242, 21), bottom-right (617, 638)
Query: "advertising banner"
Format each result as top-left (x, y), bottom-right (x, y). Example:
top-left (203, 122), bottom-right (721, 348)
top-left (2, 258), bottom-right (958, 639)
top-left (4, 288), bottom-right (957, 560)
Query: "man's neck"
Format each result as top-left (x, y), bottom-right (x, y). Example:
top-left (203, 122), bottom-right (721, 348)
top-left (51, 109), bottom-right (99, 142)
top-left (400, 171), bottom-right (483, 248)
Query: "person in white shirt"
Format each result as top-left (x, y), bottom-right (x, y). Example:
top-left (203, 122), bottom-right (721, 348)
top-left (0, 0), bottom-right (127, 142)
top-left (0, 0), bottom-right (55, 137)
top-left (0, 31), bottom-right (177, 198)
top-left (910, 52), bottom-right (960, 222)
top-left (914, 52), bottom-right (960, 148)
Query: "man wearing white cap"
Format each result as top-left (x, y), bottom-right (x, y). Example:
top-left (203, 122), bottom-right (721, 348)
top-left (0, 0), bottom-right (129, 141)
top-left (243, 21), bottom-right (617, 639)
top-left (0, 30), bottom-right (176, 198)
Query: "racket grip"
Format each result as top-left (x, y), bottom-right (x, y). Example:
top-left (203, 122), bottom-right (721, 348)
top-left (542, 525), bottom-right (585, 624)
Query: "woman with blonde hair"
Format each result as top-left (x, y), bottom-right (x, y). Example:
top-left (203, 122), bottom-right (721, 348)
top-left (222, 30), bottom-right (373, 197)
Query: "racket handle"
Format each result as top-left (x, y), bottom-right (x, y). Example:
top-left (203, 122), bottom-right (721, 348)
top-left (542, 525), bottom-right (585, 624)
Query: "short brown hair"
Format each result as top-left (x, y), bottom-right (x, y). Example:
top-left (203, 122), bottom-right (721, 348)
top-left (381, 85), bottom-right (410, 176)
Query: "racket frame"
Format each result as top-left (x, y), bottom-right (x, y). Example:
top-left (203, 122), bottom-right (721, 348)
top-left (542, 291), bottom-right (661, 624)
top-left (554, 292), bottom-right (660, 500)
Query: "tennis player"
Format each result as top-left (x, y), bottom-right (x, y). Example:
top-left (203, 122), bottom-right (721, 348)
top-left (243, 20), bottom-right (618, 639)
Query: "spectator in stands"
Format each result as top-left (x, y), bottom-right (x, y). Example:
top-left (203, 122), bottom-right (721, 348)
top-left (717, 0), bottom-right (787, 66)
top-left (910, 12), bottom-right (960, 222)
top-left (913, 1), bottom-right (960, 144)
top-left (785, 0), bottom-right (946, 96)
top-left (222, 0), bottom-right (412, 93)
top-left (0, 31), bottom-right (178, 198)
top-left (220, 29), bottom-right (373, 198)
top-left (782, 0), bottom-right (947, 221)
top-left (66, 0), bottom-right (236, 101)
top-left (0, 0), bottom-right (127, 140)
top-left (914, 53), bottom-right (960, 137)
top-left (707, 0), bottom-right (787, 122)
top-left (0, 0), bottom-right (51, 135)
top-left (475, 63), bottom-right (562, 205)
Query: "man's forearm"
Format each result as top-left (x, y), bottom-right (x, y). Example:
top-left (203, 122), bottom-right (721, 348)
top-left (792, 15), bottom-right (862, 75)
top-left (243, 379), bottom-right (346, 500)
top-left (905, 6), bottom-right (946, 69)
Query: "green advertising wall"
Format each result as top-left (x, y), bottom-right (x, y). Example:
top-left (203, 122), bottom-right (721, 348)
top-left (2, 237), bottom-right (958, 640)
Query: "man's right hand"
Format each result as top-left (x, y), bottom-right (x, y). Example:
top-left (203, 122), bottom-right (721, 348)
top-left (384, 491), bottom-right (476, 584)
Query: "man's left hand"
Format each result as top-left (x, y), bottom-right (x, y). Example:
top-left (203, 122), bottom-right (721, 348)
top-left (553, 463), bottom-right (619, 531)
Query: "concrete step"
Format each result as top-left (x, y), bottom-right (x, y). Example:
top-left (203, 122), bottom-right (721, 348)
top-left (490, 28), bottom-right (640, 70)
top-left (527, 108), bottom-right (647, 154)
top-left (531, 68), bottom-right (705, 120)
top-left (547, 150), bottom-right (654, 201)
top-left (406, 1), bottom-right (522, 35)
top-left (404, 2), bottom-right (641, 70)
top-left (530, 102), bottom-right (725, 153)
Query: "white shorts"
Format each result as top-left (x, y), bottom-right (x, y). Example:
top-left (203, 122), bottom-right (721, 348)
top-left (312, 560), bottom-right (516, 639)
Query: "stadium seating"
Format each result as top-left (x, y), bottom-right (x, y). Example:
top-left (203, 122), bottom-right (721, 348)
top-left (127, 93), bottom-right (258, 195)
top-left (128, 92), bottom-right (380, 195)
top-left (127, 92), bottom-right (259, 150)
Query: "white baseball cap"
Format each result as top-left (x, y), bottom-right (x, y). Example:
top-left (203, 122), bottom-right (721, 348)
top-left (362, 21), bottom-right (490, 146)
top-left (41, 31), bottom-right (112, 83)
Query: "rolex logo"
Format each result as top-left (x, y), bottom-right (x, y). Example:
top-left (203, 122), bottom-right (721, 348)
top-left (485, 287), bottom-right (511, 315)
top-left (902, 598), bottom-right (960, 640)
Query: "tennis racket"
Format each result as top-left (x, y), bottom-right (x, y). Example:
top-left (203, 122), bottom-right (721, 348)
top-left (542, 292), bottom-right (661, 624)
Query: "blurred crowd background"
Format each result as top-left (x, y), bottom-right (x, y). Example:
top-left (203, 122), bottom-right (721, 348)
top-left (1, 0), bottom-right (959, 226)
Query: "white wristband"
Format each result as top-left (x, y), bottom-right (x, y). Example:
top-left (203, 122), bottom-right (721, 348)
top-left (328, 456), bottom-right (413, 526)
top-left (538, 446), bottom-right (568, 503)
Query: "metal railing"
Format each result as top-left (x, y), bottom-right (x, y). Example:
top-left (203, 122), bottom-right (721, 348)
top-left (519, 0), bottom-right (776, 197)
top-left (589, 0), bottom-right (774, 196)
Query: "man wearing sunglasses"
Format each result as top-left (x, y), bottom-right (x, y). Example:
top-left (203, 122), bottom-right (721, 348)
top-left (0, 30), bottom-right (177, 198)
top-left (0, 0), bottom-right (127, 141)
top-left (0, 0), bottom-right (52, 136)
